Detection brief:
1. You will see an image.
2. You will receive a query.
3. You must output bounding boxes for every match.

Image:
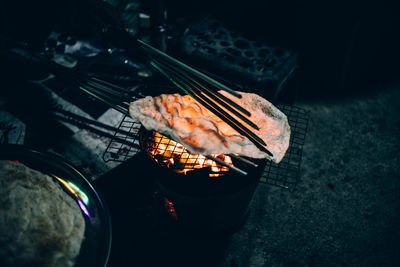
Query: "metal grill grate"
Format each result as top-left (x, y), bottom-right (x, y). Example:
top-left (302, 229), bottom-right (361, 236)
top-left (103, 116), bottom-right (142, 162)
top-left (140, 130), bottom-right (232, 176)
top-left (260, 105), bottom-right (309, 191)
top-left (103, 104), bottom-right (309, 190)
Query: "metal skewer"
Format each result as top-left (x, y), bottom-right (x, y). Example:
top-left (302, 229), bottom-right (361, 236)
top-left (52, 108), bottom-right (135, 137)
top-left (90, 76), bottom-right (133, 93)
top-left (137, 39), bottom-right (242, 98)
top-left (84, 80), bottom-right (132, 102)
top-left (51, 113), bottom-right (140, 148)
top-left (230, 154), bottom-right (259, 168)
top-left (205, 155), bottom-right (248, 176)
top-left (79, 86), bottom-right (130, 116)
top-left (149, 55), bottom-right (257, 129)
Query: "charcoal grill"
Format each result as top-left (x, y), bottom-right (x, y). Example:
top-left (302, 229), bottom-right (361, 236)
top-left (139, 125), bottom-right (268, 232)
top-left (102, 103), bottom-right (308, 233)
top-left (101, 104), bottom-right (308, 233)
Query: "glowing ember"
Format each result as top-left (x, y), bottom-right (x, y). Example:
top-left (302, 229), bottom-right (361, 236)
top-left (144, 131), bottom-right (234, 177)
top-left (163, 197), bottom-right (178, 220)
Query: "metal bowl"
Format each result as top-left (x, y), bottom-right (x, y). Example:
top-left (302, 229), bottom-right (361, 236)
top-left (0, 144), bottom-right (111, 267)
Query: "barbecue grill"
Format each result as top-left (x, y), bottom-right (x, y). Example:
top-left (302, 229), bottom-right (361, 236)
top-left (102, 103), bottom-right (308, 233)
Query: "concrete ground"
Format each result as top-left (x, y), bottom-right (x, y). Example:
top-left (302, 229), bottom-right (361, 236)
top-left (223, 85), bottom-right (400, 266)
top-left (4, 72), bottom-right (398, 266)
top-left (2, 78), bottom-right (398, 267)
top-left (96, 84), bottom-right (400, 267)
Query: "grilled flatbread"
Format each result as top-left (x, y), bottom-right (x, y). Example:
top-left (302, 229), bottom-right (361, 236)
top-left (0, 160), bottom-right (85, 267)
top-left (129, 91), bottom-right (290, 163)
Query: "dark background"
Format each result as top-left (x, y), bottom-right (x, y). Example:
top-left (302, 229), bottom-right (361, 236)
top-left (1, 1), bottom-right (400, 266)
top-left (165, 0), bottom-right (400, 97)
top-left (2, 0), bottom-right (399, 97)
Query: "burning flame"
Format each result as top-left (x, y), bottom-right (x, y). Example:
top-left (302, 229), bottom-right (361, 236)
top-left (145, 131), bottom-right (233, 177)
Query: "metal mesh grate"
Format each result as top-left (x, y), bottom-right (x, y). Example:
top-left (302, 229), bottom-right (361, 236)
top-left (260, 105), bottom-right (309, 190)
top-left (103, 104), bottom-right (309, 190)
top-left (103, 116), bottom-right (142, 162)
top-left (141, 130), bottom-right (232, 175)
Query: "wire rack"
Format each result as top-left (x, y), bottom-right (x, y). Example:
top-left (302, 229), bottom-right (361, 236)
top-left (103, 116), bottom-right (142, 162)
top-left (103, 104), bottom-right (309, 190)
top-left (261, 104), bottom-right (309, 191)
top-left (140, 130), bottom-right (232, 175)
